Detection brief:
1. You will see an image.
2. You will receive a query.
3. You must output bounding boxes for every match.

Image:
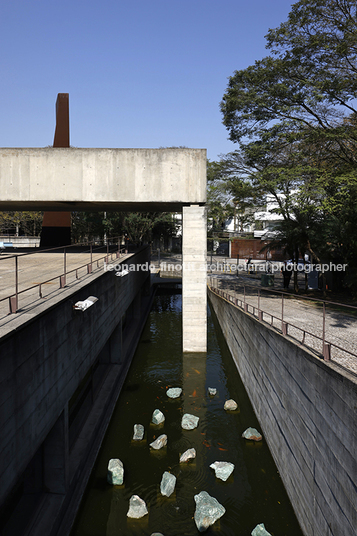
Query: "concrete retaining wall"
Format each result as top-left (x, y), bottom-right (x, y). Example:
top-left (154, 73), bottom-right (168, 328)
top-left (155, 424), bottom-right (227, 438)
top-left (208, 288), bottom-right (357, 536)
top-left (0, 248), bottom-right (150, 515)
top-left (0, 236), bottom-right (40, 248)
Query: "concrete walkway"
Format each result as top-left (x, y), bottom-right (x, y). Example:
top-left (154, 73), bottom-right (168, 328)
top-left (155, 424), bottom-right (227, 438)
top-left (0, 249), bottom-right (132, 329)
top-left (2, 249), bottom-right (356, 374)
top-left (208, 273), bottom-right (357, 376)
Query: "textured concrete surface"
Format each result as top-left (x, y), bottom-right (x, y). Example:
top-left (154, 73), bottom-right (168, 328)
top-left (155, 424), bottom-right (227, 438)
top-left (182, 205), bottom-right (207, 352)
top-left (209, 289), bottom-right (357, 536)
top-left (0, 247), bottom-right (151, 533)
top-left (0, 148), bottom-right (206, 211)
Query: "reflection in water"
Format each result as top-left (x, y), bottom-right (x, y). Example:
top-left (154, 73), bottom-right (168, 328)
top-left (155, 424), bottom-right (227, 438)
top-left (71, 291), bottom-right (303, 536)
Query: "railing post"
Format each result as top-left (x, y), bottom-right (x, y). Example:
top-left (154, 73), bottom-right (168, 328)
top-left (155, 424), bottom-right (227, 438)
top-left (323, 343), bottom-right (331, 361)
top-left (322, 301), bottom-right (331, 359)
top-left (63, 247), bottom-right (66, 286)
top-left (244, 285), bottom-right (248, 312)
top-left (90, 243), bottom-right (93, 270)
top-left (15, 255), bottom-right (18, 310)
top-left (282, 291), bottom-right (284, 332)
top-left (322, 300), bottom-right (326, 350)
top-left (258, 288), bottom-right (263, 321)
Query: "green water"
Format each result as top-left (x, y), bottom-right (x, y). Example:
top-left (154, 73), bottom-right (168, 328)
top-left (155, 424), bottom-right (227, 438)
top-left (71, 291), bottom-right (303, 536)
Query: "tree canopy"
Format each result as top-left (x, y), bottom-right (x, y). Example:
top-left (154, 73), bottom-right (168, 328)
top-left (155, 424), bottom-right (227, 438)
top-left (71, 211), bottom-right (178, 247)
top-left (221, 0), bottom-right (357, 154)
top-left (219, 0), bottom-right (357, 291)
top-left (0, 211), bottom-right (43, 237)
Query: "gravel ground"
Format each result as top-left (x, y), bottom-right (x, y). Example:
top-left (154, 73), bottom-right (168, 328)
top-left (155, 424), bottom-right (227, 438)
top-left (208, 273), bottom-right (357, 376)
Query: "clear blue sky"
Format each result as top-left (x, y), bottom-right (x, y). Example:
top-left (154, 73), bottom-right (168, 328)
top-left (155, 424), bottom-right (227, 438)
top-left (1, 0), bottom-right (293, 160)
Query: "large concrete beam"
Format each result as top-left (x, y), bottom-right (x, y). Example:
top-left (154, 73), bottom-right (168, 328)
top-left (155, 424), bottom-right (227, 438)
top-left (182, 205), bottom-right (207, 352)
top-left (0, 148), bottom-right (206, 211)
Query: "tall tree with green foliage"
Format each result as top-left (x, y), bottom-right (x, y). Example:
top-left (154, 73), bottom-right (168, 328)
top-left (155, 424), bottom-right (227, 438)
top-left (0, 211), bottom-right (43, 236)
top-left (220, 0), bottom-right (357, 291)
top-left (71, 211), bottom-right (178, 247)
top-left (206, 160), bottom-right (234, 235)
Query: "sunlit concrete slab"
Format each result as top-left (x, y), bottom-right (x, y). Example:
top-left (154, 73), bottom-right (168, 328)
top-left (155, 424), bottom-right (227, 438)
top-left (0, 148), bottom-right (206, 211)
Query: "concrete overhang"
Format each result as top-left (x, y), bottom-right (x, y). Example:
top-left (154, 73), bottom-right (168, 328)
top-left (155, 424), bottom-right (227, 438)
top-left (0, 147), bottom-right (206, 211)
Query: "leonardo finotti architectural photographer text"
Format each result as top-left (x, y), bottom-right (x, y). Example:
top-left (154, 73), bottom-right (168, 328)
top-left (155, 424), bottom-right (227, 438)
top-left (104, 261), bottom-right (348, 273)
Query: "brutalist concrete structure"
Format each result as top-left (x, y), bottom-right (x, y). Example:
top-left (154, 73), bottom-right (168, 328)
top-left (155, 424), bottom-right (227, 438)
top-left (0, 248), bottom-right (151, 535)
top-left (0, 146), bottom-right (207, 353)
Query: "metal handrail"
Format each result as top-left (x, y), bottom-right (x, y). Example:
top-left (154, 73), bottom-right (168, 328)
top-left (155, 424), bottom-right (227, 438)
top-left (208, 283), bottom-right (357, 367)
top-left (210, 264), bottom-right (357, 311)
top-left (0, 235), bottom-right (124, 260)
top-left (0, 238), bottom-right (127, 316)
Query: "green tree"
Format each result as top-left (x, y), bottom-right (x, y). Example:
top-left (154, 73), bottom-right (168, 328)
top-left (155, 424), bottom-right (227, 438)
top-left (71, 212), bottom-right (108, 243)
top-left (220, 0), bottom-right (357, 291)
top-left (215, 152), bottom-right (264, 231)
top-left (207, 160), bottom-right (234, 235)
top-left (122, 212), bottom-right (178, 246)
top-left (71, 211), bottom-right (178, 248)
top-left (0, 211), bottom-right (43, 236)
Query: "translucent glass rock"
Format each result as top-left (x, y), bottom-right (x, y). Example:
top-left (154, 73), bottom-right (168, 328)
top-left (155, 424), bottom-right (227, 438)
top-left (133, 424), bottom-right (144, 441)
top-left (107, 458), bottom-right (124, 485)
top-left (224, 399), bottom-right (238, 411)
top-left (160, 471), bottom-right (176, 497)
top-left (150, 434), bottom-right (167, 449)
top-left (242, 427), bottom-right (263, 441)
top-left (166, 387), bottom-right (182, 398)
top-left (181, 413), bottom-right (199, 430)
top-left (127, 494), bottom-right (148, 518)
top-left (251, 523), bottom-right (272, 536)
top-left (208, 387), bottom-right (217, 396)
top-left (210, 461), bottom-right (234, 481)
top-left (179, 448), bottom-right (196, 463)
top-left (152, 409), bottom-right (165, 425)
top-left (194, 491), bottom-right (225, 532)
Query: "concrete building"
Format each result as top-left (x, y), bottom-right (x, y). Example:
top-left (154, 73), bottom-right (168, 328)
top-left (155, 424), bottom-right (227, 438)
top-left (0, 143), bottom-right (208, 534)
top-left (0, 146), bottom-right (207, 353)
top-left (0, 247), bottom-right (152, 535)
top-left (254, 192), bottom-right (289, 239)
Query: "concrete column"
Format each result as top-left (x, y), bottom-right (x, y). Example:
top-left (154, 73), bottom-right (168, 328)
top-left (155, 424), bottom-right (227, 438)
top-left (182, 205), bottom-right (207, 352)
top-left (43, 409), bottom-right (69, 494)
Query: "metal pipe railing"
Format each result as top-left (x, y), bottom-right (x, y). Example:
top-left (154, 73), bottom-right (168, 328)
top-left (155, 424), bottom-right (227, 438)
top-left (0, 237), bottom-right (127, 316)
top-left (207, 278), bottom-right (357, 367)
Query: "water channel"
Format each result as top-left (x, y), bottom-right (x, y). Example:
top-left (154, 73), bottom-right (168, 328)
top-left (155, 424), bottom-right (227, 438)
top-left (71, 289), bottom-right (303, 536)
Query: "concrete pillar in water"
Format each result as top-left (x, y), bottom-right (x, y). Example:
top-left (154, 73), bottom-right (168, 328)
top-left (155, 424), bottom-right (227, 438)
top-left (182, 205), bottom-right (207, 353)
top-left (43, 409), bottom-right (69, 494)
